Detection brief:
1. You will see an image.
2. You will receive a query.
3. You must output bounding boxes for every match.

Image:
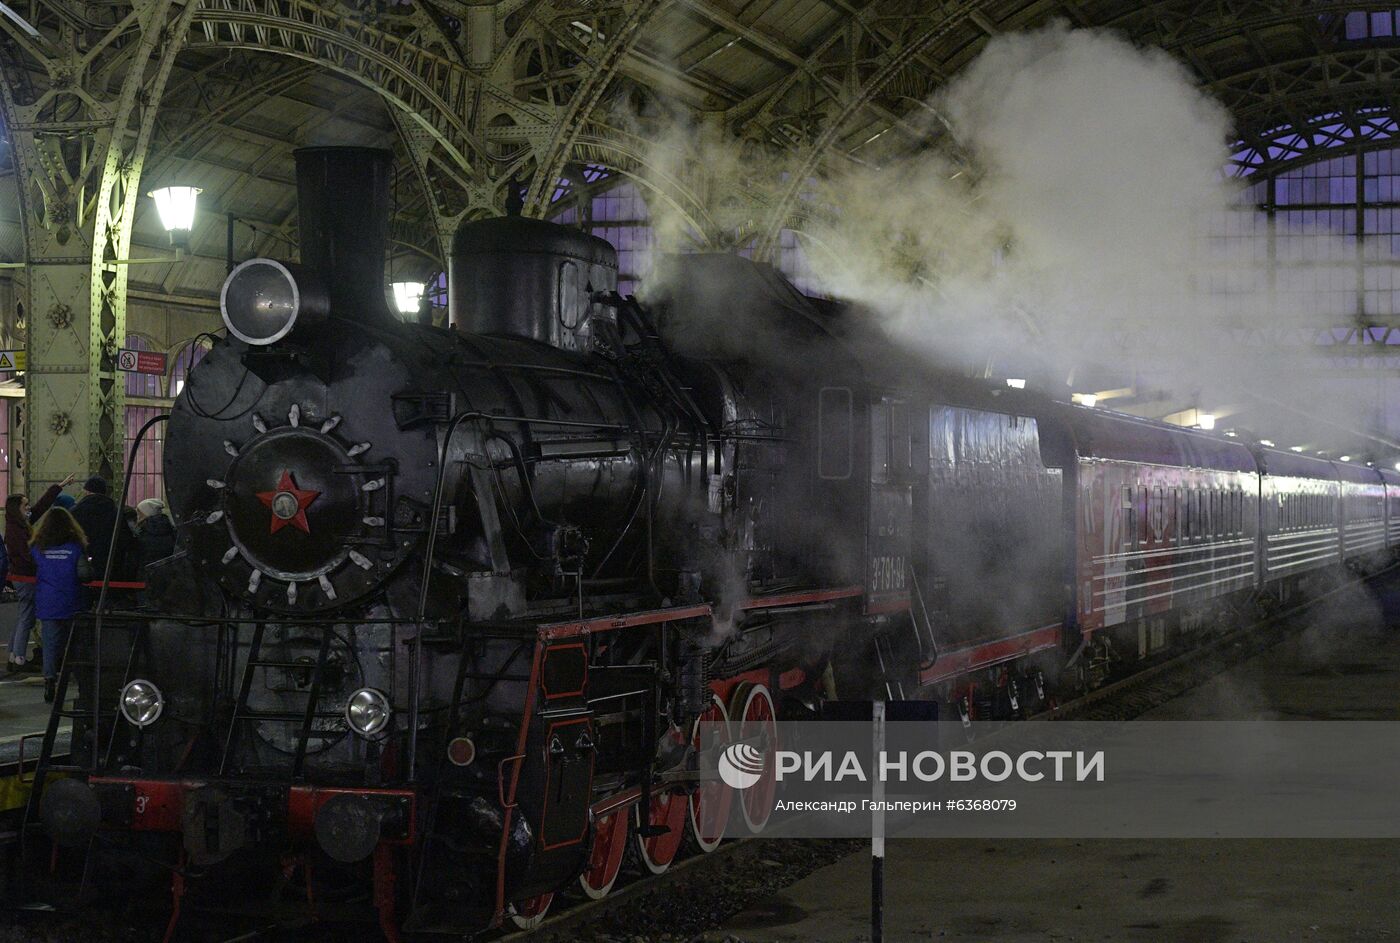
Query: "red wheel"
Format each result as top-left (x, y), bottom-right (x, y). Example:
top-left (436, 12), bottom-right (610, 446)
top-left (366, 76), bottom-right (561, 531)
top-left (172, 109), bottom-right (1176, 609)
top-left (579, 809), bottom-right (628, 899)
top-left (734, 682), bottom-right (777, 834)
top-left (509, 892), bottom-right (553, 930)
top-left (634, 788), bottom-right (687, 874)
top-left (688, 694), bottom-right (732, 852)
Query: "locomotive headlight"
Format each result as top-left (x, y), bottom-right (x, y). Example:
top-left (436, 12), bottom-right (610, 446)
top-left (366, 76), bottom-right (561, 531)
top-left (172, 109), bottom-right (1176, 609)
top-left (119, 679), bottom-right (164, 727)
top-left (346, 688), bottom-right (391, 738)
top-left (221, 258), bottom-right (328, 345)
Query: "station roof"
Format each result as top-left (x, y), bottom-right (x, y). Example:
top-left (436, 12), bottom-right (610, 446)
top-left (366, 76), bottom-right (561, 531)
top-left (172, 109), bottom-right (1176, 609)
top-left (2, 2), bottom-right (1389, 305)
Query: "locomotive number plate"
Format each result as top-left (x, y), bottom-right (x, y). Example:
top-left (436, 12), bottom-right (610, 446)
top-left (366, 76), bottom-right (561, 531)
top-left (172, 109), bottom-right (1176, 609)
top-left (870, 555), bottom-right (907, 593)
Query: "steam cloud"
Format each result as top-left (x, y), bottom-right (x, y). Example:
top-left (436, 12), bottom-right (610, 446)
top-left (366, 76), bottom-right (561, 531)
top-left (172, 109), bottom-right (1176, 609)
top-left (633, 23), bottom-right (1400, 453)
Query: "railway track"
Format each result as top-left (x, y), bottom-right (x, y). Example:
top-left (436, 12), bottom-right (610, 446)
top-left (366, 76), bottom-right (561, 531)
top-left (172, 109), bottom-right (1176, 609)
top-left (498, 836), bottom-right (862, 943)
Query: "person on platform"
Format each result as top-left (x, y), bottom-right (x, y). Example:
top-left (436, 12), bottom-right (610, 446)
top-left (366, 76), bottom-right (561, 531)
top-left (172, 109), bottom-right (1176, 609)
top-left (70, 476), bottom-right (118, 578)
top-left (29, 507), bottom-right (88, 703)
top-left (135, 498), bottom-right (175, 567)
top-left (5, 474), bottom-right (75, 672)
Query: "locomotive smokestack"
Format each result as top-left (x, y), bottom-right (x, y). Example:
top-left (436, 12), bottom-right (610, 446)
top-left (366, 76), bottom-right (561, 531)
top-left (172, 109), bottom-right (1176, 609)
top-left (293, 146), bottom-right (394, 323)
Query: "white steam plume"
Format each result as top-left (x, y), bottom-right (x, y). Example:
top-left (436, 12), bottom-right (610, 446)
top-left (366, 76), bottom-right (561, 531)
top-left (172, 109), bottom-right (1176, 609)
top-left (636, 23), bottom-right (1400, 452)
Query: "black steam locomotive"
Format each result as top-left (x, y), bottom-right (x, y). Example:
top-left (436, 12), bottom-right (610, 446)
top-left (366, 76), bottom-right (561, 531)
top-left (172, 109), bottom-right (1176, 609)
top-left (25, 146), bottom-right (1397, 938)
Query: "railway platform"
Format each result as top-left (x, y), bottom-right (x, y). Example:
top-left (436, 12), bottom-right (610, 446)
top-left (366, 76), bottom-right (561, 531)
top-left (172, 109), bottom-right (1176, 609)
top-left (705, 577), bottom-right (1400, 943)
top-left (0, 601), bottom-right (64, 753)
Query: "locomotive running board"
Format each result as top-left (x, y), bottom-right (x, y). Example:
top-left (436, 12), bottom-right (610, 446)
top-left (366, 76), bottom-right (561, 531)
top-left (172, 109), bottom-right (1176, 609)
top-left (916, 623), bottom-right (1062, 686)
top-left (536, 586), bottom-right (866, 640)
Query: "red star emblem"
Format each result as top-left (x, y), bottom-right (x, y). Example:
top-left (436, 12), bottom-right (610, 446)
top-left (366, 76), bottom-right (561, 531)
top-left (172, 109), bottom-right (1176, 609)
top-left (256, 470), bottom-right (320, 535)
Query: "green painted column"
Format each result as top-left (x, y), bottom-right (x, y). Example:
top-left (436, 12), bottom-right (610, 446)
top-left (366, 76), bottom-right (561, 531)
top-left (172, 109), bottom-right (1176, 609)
top-left (0, 0), bottom-right (197, 495)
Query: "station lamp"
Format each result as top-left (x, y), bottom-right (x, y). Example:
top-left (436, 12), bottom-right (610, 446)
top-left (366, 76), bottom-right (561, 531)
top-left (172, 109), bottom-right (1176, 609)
top-left (148, 186), bottom-right (202, 252)
top-left (1005, 378), bottom-right (1026, 389)
top-left (1291, 446), bottom-right (1305, 452)
top-left (391, 281), bottom-right (426, 318)
top-left (1340, 455), bottom-right (1352, 462)
top-left (1259, 439), bottom-right (1275, 447)
top-left (1073, 393), bottom-right (1097, 407)
top-left (1195, 413), bottom-right (1216, 431)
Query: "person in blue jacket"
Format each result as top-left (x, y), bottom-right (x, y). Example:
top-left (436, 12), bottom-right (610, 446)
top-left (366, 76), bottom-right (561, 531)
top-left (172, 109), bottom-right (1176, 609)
top-left (29, 507), bottom-right (88, 703)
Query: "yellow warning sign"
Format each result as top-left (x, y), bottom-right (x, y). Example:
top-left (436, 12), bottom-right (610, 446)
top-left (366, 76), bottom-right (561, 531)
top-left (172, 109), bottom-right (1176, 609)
top-left (0, 350), bottom-right (25, 371)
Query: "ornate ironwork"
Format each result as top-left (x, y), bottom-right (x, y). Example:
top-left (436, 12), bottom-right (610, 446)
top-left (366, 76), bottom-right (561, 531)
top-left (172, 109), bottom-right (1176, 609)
top-left (0, 0), bottom-right (199, 490)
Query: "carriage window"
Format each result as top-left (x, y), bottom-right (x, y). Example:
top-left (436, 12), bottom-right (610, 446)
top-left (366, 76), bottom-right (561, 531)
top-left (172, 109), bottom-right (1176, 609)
top-left (1150, 486), bottom-right (1165, 542)
top-left (818, 387), bottom-right (853, 480)
top-left (558, 260), bottom-right (584, 330)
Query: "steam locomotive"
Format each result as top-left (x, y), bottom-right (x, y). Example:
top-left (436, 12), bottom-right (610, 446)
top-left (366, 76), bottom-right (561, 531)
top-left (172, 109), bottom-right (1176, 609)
top-left (25, 146), bottom-right (1398, 939)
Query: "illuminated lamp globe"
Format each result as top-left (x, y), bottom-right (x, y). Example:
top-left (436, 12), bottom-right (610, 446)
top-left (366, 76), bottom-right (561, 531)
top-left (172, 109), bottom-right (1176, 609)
top-left (149, 186), bottom-right (201, 239)
top-left (392, 281), bottom-right (426, 318)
